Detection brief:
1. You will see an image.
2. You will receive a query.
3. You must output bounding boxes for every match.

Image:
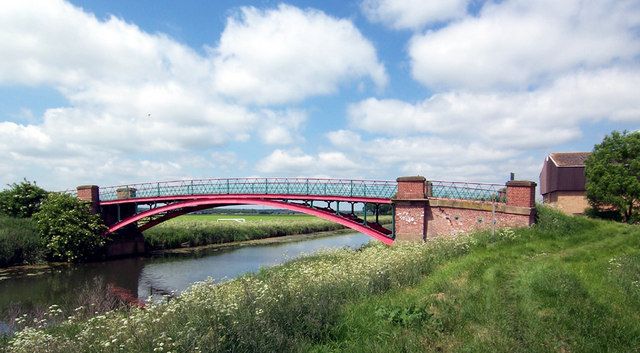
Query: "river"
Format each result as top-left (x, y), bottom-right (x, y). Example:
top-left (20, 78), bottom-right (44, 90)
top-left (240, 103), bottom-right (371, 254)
top-left (0, 232), bottom-right (371, 332)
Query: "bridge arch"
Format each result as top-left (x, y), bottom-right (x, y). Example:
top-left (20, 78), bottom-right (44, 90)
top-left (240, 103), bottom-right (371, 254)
top-left (106, 197), bottom-right (395, 245)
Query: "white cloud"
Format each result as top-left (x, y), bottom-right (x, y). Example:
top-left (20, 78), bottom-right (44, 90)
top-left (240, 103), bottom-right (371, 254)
top-left (0, 0), bottom-right (257, 158)
top-left (209, 152), bottom-right (247, 173)
top-left (327, 129), bottom-right (363, 147)
top-left (326, 130), bottom-right (524, 182)
top-left (256, 149), bottom-right (363, 176)
top-left (409, 0), bottom-right (640, 90)
top-left (212, 4), bottom-right (387, 104)
top-left (0, 1), bottom-right (381, 187)
top-left (348, 68), bottom-right (640, 149)
top-left (361, 0), bottom-right (468, 30)
top-left (259, 110), bottom-right (306, 145)
top-left (0, 0), bottom-right (210, 87)
top-left (346, 0), bottom-right (640, 184)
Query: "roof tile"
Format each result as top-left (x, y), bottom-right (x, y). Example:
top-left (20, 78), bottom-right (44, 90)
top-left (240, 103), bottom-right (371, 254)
top-left (549, 152), bottom-right (591, 167)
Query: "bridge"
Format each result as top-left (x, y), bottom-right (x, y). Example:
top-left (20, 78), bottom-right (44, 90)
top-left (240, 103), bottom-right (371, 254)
top-left (75, 176), bottom-right (537, 255)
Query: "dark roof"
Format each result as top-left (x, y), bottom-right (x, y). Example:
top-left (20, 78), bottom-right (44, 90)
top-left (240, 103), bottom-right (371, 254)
top-left (549, 152), bottom-right (591, 167)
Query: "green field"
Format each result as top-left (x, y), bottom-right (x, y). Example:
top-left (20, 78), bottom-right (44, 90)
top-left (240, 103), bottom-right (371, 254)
top-left (143, 214), bottom-right (392, 250)
top-left (168, 213), bottom-right (323, 223)
top-left (7, 207), bottom-right (640, 352)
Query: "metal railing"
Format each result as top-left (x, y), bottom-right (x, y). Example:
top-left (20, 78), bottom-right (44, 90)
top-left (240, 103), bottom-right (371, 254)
top-left (65, 177), bottom-right (507, 203)
top-left (97, 178), bottom-right (398, 201)
top-left (430, 180), bottom-right (506, 203)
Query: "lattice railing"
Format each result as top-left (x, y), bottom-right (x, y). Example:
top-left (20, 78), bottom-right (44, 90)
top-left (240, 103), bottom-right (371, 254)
top-left (65, 178), bottom-right (507, 203)
top-left (97, 178), bottom-right (398, 201)
top-left (430, 180), bottom-right (506, 203)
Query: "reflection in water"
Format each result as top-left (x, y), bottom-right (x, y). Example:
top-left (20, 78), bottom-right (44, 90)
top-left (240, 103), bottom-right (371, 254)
top-left (138, 233), bottom-right (370, 297)
top-left (0, 232), bottom-right (370, 328)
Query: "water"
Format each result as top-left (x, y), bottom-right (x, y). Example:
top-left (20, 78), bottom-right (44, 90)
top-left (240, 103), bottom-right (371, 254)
top-left (0, 232), bottom-right (371, 330)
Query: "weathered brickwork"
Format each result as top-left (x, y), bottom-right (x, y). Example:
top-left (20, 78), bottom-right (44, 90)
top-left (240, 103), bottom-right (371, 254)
top-left (396, 176), bottom-right (426, 199)
top-left (77, 185), bottom-right (99, 202)
top-left (506, 180), bottom-right (536, 208)
top-left (394, 202), bottom-right (427, 241)
top-left (426, 206), bottom-right (531, 238)
top-left (394, 177), bottom-right (536, 241)
top-left (77, 185), bottom-right (100, 213)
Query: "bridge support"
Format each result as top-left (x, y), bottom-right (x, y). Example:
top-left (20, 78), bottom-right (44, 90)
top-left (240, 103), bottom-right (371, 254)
top-left (76, 185), bottom-right (146, 257)
top-left (392, 176), bottom-right (537, 241)
top-left (77, 185), bottom-right (100, 213)
top-left (392, 176), bottom-right (429, 241)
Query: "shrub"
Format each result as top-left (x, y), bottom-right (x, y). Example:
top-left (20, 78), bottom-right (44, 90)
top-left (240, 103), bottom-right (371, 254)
top-left (0, 180), bottom-right (48, 218)
top-left (0, 216), bottom-right (45, 266)
top-left (33, 193), bottom-right (107, 262)
top-left (534, 205), bottom-right (594, 237)
top-left (585, 207), bottom-right (623, 222)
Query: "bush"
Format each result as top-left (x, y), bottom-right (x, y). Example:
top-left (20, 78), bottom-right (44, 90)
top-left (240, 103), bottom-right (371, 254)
top-left (33, 193), bottom-right (107, 262)
top-left (0, 216), bottom-right (45, 266)
top-left (534, 205), bottom-right (595, 237)
top-left (0, 180), bottom-right (48, 218)
top-left (585, 207), bottom-right (623, 222)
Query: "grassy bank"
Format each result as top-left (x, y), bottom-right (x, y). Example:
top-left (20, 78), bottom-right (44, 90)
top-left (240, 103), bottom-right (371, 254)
top-left (144, 214), bottom-right (392, 250)
top-left (0, 216), bottom-right (44, 267)
top-left (310, 215), bottom-right (640, 352)
top-left (5, 208), bottom-right (639, 352)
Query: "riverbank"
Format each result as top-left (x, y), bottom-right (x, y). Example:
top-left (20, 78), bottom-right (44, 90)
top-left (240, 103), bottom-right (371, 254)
top-left (7, 207), bottom-right (639, 352)
top-left (0, 214), bottom-right (391, 268)
top-left (143, 214), bottom-right (392, 250)
top-left (0, 226), bottom-right (367, 278)
top-left (152, 226), bottom-right (365, 255)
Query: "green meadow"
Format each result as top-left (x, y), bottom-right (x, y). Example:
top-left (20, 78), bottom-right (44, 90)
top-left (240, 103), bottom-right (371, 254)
top-left (144, 214), bottom-right (392, 250)
top-left (6, 207), bottom-right (640, 352)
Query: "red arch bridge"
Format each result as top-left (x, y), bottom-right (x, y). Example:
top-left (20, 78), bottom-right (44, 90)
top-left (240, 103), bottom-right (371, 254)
top-left (74, 177), bottom-right (536, 249)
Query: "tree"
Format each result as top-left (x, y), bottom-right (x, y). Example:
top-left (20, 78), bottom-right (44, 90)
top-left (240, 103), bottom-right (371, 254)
top-left (0, 179), bottom-right (48, 218)
top-left (33, 192), bottom-right (107, 262)
top-left (364, 203), bottom-right (393, 215)
top-left (585, 130), bottom-right (640, 223)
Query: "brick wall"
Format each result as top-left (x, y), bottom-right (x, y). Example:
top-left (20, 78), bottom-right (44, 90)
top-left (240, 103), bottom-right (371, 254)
top-left (394, 202), bottom-right (427, 241)
top-left (394, 177), bottom-right (537, 242)
top-left (77, 185), bottom-right (99, 213)
top-left (426, 205), bottom-right (531, 238)
top-left (396, 176), bottom-right (426, 199)
top-left (506, 180), bottom-right (536, 208)
top-left (393, 176), bottom-right (428, 241)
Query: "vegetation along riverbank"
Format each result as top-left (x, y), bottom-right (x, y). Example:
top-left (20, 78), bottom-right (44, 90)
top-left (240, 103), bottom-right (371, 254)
top-left (0, 177), bottom-right (391, 267)
top-left (143, 214), bottom-right (392, 250)
top-left (5, 207), bottom-right (639, 352)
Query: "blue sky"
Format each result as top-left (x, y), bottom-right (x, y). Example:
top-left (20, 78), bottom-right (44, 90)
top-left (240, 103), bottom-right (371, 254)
top-left (0, 0), bottom-right (638, 191)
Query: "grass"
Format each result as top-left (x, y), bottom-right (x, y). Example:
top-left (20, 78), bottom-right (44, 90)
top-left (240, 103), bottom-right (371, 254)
top-left (4, 207), bottom-right (640, 352)
top-left (0, 216), bottom-right (45, 267)
top-left (307, 212), bottom-right (640, 352)
top-left (144, 214), bottom-right (392, 250)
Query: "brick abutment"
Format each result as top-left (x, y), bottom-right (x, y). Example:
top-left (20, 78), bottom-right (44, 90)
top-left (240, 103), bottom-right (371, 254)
top-left (392, 177), bottom-right (536, 241)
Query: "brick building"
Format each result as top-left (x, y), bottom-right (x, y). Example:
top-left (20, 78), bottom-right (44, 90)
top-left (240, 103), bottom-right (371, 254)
top-left (539, 152), bottom-right (591, 214)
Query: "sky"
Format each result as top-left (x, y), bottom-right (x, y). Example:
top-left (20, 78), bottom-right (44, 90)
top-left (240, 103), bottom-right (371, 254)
top-left (0, 0), bottom-right (639, 191)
